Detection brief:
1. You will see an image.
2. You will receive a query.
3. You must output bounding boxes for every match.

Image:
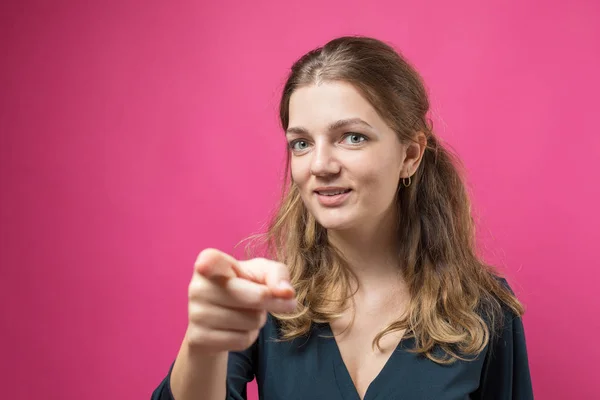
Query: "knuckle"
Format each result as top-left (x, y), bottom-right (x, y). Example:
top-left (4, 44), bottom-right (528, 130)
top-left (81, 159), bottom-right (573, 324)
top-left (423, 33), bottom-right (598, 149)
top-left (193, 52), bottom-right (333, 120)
top-left (188, 279), bottom-right (207, 300)
top-left (188, 278), bottom-right (198, 293)
top-left (187, 284), bottom-right (196, 300)
top-left (186, 325), bottom-right (207, 346)
top-left (188, 304), bottom-right (208, 323)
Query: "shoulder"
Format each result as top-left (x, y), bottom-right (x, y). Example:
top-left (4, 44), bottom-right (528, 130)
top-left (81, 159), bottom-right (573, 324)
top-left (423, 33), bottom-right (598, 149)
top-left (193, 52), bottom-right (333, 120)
top-left (494, 276), bottom-right (512, 293)
top-left (486, 275), bottom-right (526, 342)
top-left (477, 275), bottom-right (525, 339)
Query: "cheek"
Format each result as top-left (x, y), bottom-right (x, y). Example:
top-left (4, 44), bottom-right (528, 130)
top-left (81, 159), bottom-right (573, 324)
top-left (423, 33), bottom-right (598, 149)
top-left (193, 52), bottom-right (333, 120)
top-left (290, 158), bottom-right (308, 187)
top-left (358, 160), bottom-right (402, 205)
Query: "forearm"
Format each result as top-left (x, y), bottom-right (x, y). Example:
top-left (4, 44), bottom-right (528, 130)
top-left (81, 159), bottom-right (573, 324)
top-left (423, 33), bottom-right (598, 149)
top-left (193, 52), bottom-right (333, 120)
top-left (169, 332), bottom-right (228, 400)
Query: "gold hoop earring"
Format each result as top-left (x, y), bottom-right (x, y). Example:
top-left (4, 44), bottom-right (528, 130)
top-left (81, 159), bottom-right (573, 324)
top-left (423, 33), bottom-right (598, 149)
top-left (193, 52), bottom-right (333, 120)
top-left (402, 175), bottom-right (412, 187)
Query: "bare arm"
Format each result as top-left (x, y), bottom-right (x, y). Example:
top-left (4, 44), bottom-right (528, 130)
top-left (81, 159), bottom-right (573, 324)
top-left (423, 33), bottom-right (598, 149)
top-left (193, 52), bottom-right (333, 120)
top-left (169, 330), bottom-right (228, 400)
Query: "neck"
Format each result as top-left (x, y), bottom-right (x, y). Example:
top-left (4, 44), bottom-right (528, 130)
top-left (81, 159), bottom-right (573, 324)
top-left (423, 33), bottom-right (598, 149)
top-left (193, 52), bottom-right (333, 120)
top-left (327, 210), bottom-right (402, 292)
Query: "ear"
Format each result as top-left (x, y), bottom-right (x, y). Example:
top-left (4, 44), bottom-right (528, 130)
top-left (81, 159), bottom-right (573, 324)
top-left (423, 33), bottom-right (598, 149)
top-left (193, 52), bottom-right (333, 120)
top-left (403, 131), bottom-right (427, 177)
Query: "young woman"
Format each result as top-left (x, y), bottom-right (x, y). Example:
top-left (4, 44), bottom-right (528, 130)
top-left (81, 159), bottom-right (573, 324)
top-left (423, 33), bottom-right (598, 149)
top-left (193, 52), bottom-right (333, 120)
top-left (152, 35), bottom-right (533, 400)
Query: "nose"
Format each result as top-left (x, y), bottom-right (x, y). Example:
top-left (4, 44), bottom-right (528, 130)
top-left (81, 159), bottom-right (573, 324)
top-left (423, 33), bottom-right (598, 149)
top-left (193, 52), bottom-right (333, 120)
top-left (310, 141), bottom-right (341, 177)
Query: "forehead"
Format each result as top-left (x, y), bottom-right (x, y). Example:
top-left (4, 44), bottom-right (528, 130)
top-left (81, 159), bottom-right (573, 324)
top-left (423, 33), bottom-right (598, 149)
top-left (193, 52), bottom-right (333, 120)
top-left (288, 81), bottom-right (385, 131)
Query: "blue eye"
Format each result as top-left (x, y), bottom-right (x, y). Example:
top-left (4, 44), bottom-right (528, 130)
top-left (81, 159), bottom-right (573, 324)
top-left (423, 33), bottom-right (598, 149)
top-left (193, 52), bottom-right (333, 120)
top-left (342, 133), bottom-right (367, 145)
top-left (290, 140), bottom-right (309, 151)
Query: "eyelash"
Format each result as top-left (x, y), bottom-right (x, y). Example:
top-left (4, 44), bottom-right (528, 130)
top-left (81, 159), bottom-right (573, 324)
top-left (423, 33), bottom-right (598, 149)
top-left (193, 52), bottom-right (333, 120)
top-left (288, 133), bottom-right (368, 151)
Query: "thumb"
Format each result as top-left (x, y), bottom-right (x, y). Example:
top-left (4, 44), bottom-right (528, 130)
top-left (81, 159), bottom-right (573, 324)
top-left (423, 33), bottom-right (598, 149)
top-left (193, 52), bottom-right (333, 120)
top-left (238, 258), bottom-right (295, 299)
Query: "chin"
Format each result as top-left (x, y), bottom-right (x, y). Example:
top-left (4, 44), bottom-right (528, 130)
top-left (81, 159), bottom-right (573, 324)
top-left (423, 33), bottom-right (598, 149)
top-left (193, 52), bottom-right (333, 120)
top-left (312, 212), bottom-right (357, 231)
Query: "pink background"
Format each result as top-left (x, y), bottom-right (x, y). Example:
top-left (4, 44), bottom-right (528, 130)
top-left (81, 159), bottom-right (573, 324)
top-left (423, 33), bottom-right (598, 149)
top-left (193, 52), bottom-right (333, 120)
top-left (1, 0), bottom-right (599, 399)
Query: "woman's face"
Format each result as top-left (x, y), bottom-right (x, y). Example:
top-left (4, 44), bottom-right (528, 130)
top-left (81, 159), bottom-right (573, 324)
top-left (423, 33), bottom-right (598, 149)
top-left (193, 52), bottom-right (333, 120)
top-left (286, 81), bottom-right (422, 232)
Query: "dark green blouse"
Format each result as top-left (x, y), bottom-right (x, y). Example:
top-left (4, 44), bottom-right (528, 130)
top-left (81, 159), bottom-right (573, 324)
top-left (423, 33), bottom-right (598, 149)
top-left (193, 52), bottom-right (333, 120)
top-left (152, 304), bottom-right (533, 399)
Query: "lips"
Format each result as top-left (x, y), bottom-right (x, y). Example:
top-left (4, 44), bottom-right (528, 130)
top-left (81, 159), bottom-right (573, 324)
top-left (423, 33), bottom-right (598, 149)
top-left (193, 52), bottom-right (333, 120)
top-left (313, 187), bottom-right (352, 207)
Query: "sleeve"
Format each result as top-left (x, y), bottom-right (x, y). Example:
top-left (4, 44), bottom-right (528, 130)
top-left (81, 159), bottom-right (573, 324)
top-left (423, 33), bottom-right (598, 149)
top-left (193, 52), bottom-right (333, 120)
top-left (150, 341), bottom-right (258, 400)
top-left (151, 362), bottom-right (176, 400)
top-left (225, 341), bottom-right (258, 400)
top-left (471, 308), bottom-right (534, 399)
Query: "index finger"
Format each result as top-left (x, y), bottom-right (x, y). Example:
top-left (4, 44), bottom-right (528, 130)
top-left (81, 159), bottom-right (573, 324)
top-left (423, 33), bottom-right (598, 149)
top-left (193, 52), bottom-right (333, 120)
top-left (194, 248), bottom-right (241, 280)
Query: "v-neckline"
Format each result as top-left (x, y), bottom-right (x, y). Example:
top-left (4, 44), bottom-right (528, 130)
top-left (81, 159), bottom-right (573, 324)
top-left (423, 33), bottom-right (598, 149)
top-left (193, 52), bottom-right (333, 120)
top-left (324, 323), bottom-right (406, 400)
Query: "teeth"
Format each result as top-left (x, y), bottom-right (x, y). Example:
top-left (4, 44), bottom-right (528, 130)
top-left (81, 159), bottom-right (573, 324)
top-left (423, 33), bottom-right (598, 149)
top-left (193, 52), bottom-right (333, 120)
top-left (319, 189), bottom-right (348, 196)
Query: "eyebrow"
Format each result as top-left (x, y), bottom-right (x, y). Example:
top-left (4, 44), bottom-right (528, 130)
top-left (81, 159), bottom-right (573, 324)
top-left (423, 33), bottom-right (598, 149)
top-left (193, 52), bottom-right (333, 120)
top-left (285, 118), bottom-right (373, 136)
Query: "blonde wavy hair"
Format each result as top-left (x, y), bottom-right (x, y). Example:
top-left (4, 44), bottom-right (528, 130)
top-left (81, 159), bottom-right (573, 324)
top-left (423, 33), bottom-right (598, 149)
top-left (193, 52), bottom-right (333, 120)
top-left (250, 36), bottom-right (524, 364)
